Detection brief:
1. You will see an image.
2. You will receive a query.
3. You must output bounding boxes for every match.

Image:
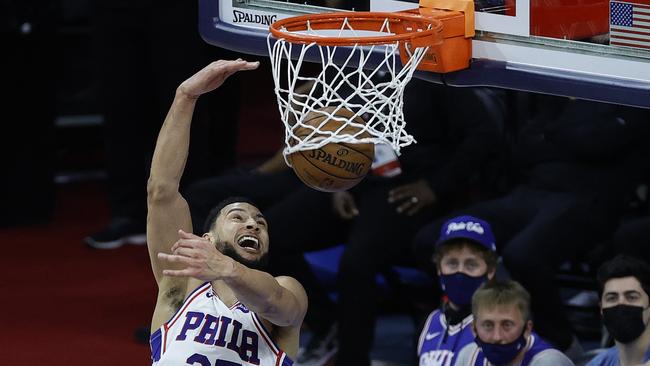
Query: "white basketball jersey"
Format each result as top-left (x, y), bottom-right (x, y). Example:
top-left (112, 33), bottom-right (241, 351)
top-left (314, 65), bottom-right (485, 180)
top-left (150, 282), bottom-right (293, 366)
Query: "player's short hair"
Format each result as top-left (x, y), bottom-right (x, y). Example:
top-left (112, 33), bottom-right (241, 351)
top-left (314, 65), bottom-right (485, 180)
top-left (203, 196), bottom-right (259, 234)
top-left (472, 280), bottom-right (531, 322)
top-left (597, 254), bottom-right (650, 298)
top-left (433, 239), bottom-right (498, 272)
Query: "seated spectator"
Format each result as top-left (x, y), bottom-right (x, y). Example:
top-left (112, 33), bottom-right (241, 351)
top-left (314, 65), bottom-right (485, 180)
top-left (418, 215), bottom-right (498, 366)
top-left (455, 279), bottom-right (574, 366)
top-left (414, 95), bottom-right (650, 353)
top-left (586, 255), bottom-right (650, 366)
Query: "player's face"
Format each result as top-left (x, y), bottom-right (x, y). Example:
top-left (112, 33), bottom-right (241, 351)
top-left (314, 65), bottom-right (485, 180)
top-left (601, 276), bottom-right (649, 309)
top-left (438, 245), bottom-right (493, 278)
top-left (474, 304), bottom-right (532, 344)
top-left (212, 202), bottom-right (270, 264)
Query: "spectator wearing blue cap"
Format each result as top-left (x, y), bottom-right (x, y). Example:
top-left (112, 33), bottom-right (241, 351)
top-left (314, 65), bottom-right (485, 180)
top-left (414, 95), bottom-right (650, 355)
top-left (418, 215), bottom-right (498, 366)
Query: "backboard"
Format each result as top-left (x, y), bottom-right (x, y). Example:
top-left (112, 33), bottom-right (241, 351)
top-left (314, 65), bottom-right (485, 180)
top-left (200, 0), bottom-right (650, 108)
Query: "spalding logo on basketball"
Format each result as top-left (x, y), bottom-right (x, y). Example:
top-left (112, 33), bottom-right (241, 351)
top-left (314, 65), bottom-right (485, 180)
top-left (288, 107), bottom-right (374, 192)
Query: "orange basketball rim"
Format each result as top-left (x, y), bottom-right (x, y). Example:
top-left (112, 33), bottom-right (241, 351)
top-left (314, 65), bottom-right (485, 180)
top-left (269, 0), bottom-right (476, 73)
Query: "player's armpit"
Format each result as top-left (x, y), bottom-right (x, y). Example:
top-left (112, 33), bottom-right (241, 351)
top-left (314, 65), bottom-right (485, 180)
top-left (150, 276), bottom-right (189, 331)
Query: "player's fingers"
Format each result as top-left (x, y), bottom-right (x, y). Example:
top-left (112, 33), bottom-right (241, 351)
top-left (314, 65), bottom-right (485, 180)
top-left (228, 58), bottom-right (258, 68)
top-left (240, 61), bottom-right (260, 70)
top-left (172, 234), bottom-right (201, 246)
top-left (222, 60), bottom-right (259, 74)
top-left (162, 269), bottom-right (196, 278)
top-left (158, 252), bottom-right (194, 265)
top-left (172, 247), bottom-right (198, 258)
top-left (171, 239), bottom-right (181, 252)
top-left (178, 229), bottom-right (200, 239)
top-left (171, 240), bottom-right (197, 252)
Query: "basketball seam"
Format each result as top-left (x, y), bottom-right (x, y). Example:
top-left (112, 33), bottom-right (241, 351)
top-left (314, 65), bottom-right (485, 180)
top-left (292, 160), bottom-right (315, 185)
top-left (296, 108), bottom-right (362, 137)
top-left (297, 150), bottom-right (364, 181)
top-left (292, 155), bottom-right (339, 193)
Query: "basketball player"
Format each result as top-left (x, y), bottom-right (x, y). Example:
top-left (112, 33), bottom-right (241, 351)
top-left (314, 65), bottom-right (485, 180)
top-left (146, 59), bottom-right (308, 365)
top-left (455, 280), bottom-right (573, 366)
top-left (418, 215), bottom-right (498, 366)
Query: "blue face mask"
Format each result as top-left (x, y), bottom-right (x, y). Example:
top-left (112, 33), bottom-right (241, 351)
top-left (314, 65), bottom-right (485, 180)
top-left (475, 328), bottom-right (528, 365)
top-left (439, 272), bottom-right (488, 307)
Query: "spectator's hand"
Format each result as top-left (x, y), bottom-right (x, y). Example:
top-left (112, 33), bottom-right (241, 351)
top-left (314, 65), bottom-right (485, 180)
top-left (177, 59), bottom-right (259, 100)
top-left (158, 230), bottom-right (237, 281)
top-left (388, 179), bottom-right (437, 216)
top-left (332, 191), bottom-right (359, 219)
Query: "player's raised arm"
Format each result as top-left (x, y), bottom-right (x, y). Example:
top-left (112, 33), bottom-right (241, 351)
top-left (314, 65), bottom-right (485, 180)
top-left (146, 60), bottom-right (260, 285)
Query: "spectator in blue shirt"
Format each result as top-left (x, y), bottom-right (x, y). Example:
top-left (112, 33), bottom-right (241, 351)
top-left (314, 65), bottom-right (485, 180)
top-left (586, 255), bottom-right (650, 366)
top-left (455, 280), bottom-right (574, 366)
top-left (418, 215), bottom-right (498, 366)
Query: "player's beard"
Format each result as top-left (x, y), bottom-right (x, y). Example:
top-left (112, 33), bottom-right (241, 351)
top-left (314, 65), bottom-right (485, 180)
top-left (219, 241), bottom-right (269, 271)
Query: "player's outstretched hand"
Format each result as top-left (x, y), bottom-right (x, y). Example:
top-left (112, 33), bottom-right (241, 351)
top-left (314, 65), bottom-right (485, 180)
top-left (178, 59), bottom-right (259, 100)
top-left (158, 229), bottom-right (237, 281)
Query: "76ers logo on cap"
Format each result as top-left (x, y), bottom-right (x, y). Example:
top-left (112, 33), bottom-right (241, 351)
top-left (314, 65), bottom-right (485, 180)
top-left (436, 215), bottom-right (496, 251)
top-left (446, 221), bottom-right (485, 235)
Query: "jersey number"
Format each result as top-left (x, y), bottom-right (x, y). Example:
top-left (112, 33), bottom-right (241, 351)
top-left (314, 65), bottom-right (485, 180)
top-left (186, 353), bottom-right (241, 366)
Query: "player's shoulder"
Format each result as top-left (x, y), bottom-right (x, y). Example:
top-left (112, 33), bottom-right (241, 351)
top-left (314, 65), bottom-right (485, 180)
top-left (275, 276), bottom-right (307, 298)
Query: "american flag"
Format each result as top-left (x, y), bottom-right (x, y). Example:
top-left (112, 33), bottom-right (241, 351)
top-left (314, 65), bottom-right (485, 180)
top-left (610, 0), bottom-right (650, 49)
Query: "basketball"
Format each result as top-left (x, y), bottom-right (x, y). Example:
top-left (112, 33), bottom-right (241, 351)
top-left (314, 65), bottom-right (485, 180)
top-left (288, 107), bottom-right (375, 192)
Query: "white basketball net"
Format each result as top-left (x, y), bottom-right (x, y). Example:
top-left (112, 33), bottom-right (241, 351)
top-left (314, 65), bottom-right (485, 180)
top-left (268, 16), bottom-right (430, 161)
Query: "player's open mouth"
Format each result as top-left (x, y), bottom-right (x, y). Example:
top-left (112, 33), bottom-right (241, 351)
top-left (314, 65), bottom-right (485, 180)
top-left (237, 235), bottom-right (260, 252)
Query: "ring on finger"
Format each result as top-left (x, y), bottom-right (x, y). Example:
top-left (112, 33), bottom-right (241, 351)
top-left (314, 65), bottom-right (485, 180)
top-left (410, 196), bottom-right (419, 204)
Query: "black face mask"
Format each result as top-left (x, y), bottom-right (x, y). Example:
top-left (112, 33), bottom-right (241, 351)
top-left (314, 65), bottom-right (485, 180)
top-left (602, 304), bottom-right (649, 344)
